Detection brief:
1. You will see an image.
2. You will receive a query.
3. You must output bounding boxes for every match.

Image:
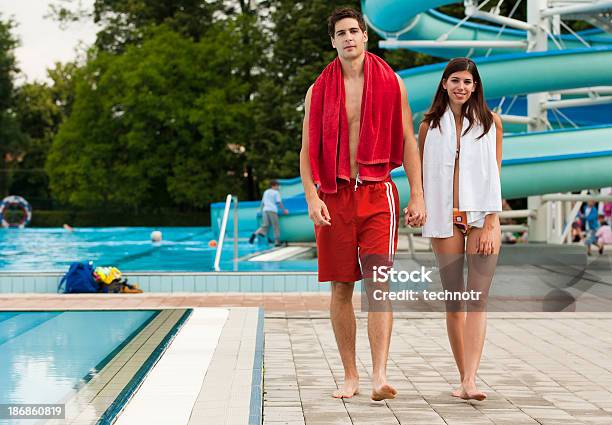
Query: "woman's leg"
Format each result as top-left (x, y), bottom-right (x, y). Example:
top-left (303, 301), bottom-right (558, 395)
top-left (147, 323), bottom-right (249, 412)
top-left (431, 226), bottom-right (466, 396)
top-left (461, 221), bottom-right (501, 400)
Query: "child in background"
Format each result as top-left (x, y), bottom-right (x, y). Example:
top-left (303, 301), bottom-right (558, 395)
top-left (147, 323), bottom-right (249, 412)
top-left (571, 218), bottom-right (583, 243)
top-left (595, 215), bottom-right (612, 255)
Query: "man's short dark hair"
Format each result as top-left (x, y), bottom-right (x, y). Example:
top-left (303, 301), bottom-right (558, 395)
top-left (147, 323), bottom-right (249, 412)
top-left (270, 179), bottom-right (279, 187)
top-left (327, 7), bottom-right (367, 38)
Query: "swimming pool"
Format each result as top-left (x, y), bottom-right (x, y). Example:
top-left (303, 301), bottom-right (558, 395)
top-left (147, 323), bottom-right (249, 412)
top-left (0, 310), bottom-right (157, 421)
top-left (0, 227), bottom-right (316, 272)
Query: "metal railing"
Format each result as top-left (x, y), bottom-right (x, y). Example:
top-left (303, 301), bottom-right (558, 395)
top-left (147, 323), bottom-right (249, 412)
top-left (398, 191), bottom-right (612, 250)
top-left (213, 194), bottom-right (239, 271)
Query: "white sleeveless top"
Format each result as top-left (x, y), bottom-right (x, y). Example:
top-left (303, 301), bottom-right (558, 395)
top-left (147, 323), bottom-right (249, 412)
top-left (422, 107), bottom-right (502, 238)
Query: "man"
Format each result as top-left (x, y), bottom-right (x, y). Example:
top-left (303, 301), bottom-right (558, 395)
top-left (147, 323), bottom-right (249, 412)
top-left (249, 180), bottom-right (288, 246)
top-left (299, 7), bottom-right (426, 401)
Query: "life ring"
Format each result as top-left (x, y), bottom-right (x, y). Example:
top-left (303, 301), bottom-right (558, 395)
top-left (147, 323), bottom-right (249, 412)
top-left (0, 196), bottom-right (32, 228)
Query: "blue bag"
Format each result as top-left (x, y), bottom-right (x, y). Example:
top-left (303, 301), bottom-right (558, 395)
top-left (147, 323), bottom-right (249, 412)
top-left (58, 262), bottom-right (100, 293)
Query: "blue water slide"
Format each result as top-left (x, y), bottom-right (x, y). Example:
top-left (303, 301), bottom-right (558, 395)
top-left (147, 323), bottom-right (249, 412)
top-left (402, 47), bottom-right (612, 112)
top-left (362, 0), bottom-right (612, 58)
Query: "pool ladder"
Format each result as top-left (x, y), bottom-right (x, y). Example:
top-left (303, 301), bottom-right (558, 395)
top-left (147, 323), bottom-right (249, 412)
top-left (214, 194), bottom-right (239, 271)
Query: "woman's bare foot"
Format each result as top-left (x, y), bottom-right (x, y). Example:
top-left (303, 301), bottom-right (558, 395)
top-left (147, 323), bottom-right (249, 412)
top-left (460, 381), bottom-right (486, 401)
top-left (371, 381), bottom-right (397, 401)
top-left (332, 377), bottom-right (360, 398)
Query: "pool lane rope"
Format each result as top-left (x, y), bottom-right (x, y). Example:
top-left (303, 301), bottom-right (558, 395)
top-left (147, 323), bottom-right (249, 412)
top-left (0, 195), bottom-right (32, 228)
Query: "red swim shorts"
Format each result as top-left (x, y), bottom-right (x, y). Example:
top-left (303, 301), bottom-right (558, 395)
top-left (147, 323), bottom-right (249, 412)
top-left (315, 178), bottom-right (400, 282)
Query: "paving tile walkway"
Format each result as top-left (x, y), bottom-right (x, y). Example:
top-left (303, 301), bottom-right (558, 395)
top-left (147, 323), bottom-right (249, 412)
top-left (263, 315), bottom-right (612, 425)
top-left (2, 295), bottom-right (611, 424)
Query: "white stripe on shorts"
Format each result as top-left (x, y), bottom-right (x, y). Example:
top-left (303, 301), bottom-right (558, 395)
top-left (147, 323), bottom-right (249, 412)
top-left (384, 182), bottom-right (396, 262)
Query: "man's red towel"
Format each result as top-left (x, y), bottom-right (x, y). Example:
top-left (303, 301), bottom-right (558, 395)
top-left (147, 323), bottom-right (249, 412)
top-left (308, 52), bottom-right (404, 193)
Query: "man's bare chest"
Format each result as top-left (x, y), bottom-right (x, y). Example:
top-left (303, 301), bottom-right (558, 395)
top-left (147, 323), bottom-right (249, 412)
top-left (344, 80), bottom-right (363, 125)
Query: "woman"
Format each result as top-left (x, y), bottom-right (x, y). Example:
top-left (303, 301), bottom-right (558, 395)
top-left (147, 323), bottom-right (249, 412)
top-left (418, 57), bottom-right (503, 401)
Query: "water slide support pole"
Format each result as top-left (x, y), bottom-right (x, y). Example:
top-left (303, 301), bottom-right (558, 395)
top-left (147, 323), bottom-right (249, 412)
top-left (527, 0), bottom-right (552, 243)
top-left (233, 196), bottom-right (239, 271)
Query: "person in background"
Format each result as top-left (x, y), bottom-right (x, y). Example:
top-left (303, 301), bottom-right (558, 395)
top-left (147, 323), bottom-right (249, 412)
top-left (604, 202), bottom-right (612, 226)
top-left (571, 217), bottom-right (584, 243)
top-left (500, 199), bottom-right (517, 244)
top-left (582, 201), bottom-right (600, 255)
top-left (595, 214), bottom-right (611, 255)
top-left (599, 187), bottom-right (611, 224)
top-left (249, 180), bottom-right (288, 246)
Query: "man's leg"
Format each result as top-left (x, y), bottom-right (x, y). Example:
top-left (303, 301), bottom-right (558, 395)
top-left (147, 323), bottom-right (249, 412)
top-left (432, 226), bottom-right (467, 397)
top-left (270, 212), bottom-right (281, 245)
top-left (365, 280), bottom-right (396, 401)
top-left (330, 281), bottom-right (360, 398)
top-left (315, 186), bottom-right (361, 398)
top-left (249, 212), bottom-right (270, 243)
top-left (357, 181), bottom-right (401, 400)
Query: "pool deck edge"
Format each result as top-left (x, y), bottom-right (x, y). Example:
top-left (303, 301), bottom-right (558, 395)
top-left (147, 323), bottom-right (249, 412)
top-left (188, 307), bottom-right (263, 425)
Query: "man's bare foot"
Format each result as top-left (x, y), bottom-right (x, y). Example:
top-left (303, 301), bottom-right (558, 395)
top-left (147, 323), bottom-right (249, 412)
top-left (460, 382), bottom-right (486, 401)
top-left (332, 377), bottom-right (360, 398)
top-left (371, 382), bottom-right (397, 401)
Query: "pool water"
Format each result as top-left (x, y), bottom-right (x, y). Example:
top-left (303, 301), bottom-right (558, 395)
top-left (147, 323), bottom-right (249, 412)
top-left (0, 311), bottom-right (156, 411)
top-left (0, 227), bottom-right (315, 272)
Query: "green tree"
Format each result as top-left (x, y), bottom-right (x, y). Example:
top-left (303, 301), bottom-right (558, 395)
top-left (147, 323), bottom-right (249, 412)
top-left (12, 82), bottom-right (60, 205)
top-left (47, 61), bottom-right (79, 117)
top-left (49, 0), bottom-right (271, 201)
top-left (46, 24), bottom-right (257, 210)
top-left (11, 62), bottom-right (78, 207)
top-left (0, 16), bottom-right (27, 198)
top-left (49, 0), bottom-right (228, 52)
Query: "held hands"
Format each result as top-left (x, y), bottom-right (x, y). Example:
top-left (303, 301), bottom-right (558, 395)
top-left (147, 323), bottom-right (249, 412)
top-left (307, 195), bottom-right (331, 226)
top-left (283, 209), bottom-right (289, 215)
top-left (403, 196), bottom-right (426, 227)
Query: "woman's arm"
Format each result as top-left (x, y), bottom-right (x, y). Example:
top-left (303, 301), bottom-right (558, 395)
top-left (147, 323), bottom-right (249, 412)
top-left (493, 112), bottom-right (503, 172)
top-left (418, 121), bottom-right (428, 169)
top-left (481, 113), bottom-right (503, 254)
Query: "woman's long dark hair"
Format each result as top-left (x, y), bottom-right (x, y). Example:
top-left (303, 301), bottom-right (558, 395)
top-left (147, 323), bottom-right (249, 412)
top-left (422, 58), bottom-right (493, 140)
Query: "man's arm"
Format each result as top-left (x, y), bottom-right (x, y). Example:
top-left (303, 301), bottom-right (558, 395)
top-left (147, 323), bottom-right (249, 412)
top-left (397, 74), bottom-right (426, 227)
top-left (276, 192), bottom-right (288, 214)
top-left (300, 85), bottom-right (331, 226)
